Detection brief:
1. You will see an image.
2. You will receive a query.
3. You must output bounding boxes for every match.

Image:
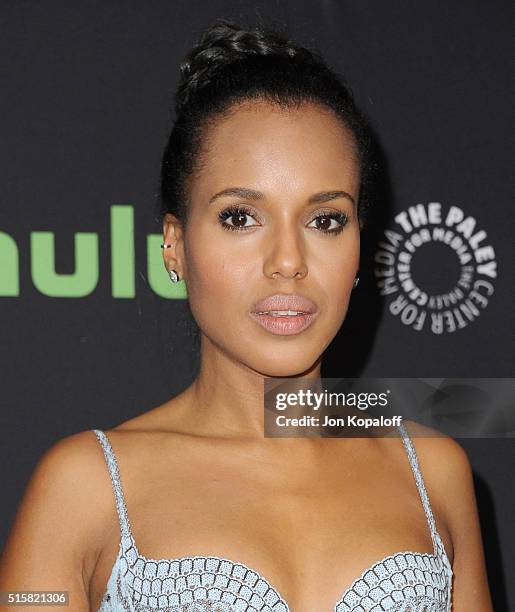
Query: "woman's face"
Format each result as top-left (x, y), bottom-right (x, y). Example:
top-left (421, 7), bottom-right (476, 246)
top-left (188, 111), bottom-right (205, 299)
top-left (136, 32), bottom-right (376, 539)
top-left (164, 100), bottom-right (361, 377)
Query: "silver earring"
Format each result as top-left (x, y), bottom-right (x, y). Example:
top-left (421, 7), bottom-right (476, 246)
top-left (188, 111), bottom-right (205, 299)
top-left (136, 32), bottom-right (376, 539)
top-left (353, 276), bottom-right (360, 288)
top-left (169, 269), bottom-right (180, 283)
top-left (161, 243), bottom-right (179, 282)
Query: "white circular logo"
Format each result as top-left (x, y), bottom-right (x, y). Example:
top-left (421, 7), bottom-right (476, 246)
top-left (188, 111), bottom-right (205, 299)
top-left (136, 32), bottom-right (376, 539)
top-left (374, 202), bottom-right (497, 334)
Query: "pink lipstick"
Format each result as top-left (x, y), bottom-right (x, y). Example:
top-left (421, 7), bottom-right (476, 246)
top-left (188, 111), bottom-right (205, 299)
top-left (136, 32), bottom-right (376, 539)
top-left (249, 293), bottom-right (318, 336)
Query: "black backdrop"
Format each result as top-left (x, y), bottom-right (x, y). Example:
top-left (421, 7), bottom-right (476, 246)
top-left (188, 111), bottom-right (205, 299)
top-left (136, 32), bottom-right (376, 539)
top-left (1, 2), bottom-right (514, 609)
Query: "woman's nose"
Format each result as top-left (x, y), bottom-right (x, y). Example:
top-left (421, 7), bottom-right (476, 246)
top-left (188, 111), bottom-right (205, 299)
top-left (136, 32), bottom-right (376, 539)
top-left (263, 227), bottom-right (308, 280)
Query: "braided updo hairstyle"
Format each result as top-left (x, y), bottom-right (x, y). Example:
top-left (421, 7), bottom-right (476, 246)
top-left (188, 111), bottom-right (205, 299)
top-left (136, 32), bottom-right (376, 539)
top-left (158, 18), bottom-right (375, 229)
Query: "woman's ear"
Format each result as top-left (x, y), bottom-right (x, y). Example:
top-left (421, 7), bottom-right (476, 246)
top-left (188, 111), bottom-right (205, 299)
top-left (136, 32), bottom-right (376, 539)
top-left (162, 213), bottom-right (186, 280)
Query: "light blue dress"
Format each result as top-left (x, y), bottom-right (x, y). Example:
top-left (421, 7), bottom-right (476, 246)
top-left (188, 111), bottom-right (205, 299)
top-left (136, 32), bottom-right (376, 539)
top-left (92, 421), bottom-right (453, 611)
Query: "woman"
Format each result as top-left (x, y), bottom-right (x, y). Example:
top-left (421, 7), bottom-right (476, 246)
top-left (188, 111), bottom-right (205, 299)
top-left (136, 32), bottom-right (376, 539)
top-left (0, 18), bottom-right (492, 612)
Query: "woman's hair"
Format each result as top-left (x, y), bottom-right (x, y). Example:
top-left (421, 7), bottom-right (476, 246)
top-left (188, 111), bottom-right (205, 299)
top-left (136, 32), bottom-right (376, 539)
top-left (158, 18), bottom-right (375, 229)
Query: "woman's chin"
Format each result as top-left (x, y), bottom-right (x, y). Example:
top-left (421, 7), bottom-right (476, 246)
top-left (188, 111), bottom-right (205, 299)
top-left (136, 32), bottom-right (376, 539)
top-left (249, 355), bottom-right (321, 379)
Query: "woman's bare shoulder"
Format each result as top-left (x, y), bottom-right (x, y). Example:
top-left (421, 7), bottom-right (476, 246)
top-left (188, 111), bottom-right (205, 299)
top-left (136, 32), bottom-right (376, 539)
top-left (401, 419), bottom-right (478, 557)
top-left (13, 428), bottom-right (113, 515)
top-left (402, 419), bottom-right (494, 609)
top-left (0, 429), bottom-right (116, 606)
top-left (400, 418), bottom-right (472, 482)
top-left (381, 417), bottom-right (471, 490)
top-left (26, 429), bottom-right (120, 540)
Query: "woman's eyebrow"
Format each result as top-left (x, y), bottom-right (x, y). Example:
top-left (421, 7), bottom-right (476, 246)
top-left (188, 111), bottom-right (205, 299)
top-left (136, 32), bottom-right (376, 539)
top-left (209, 187), bottom-right (355, 206)
top-left (308, 190), bottom-right (355, 206)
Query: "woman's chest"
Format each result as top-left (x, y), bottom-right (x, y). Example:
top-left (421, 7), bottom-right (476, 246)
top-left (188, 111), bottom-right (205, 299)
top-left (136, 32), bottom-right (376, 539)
top-left (88, 458), bottom-right (452, 611)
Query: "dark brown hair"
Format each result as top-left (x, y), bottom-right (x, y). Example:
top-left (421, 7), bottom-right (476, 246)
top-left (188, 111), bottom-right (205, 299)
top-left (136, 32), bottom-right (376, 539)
top-left (157, 17), bottom-right (375, 229)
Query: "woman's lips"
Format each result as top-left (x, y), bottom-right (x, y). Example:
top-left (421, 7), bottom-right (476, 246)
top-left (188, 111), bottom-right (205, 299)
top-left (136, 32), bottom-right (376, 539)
top-left (249, 311), bottom-right (317, 335)
top-left (250, 293), bottom-right (318, 335)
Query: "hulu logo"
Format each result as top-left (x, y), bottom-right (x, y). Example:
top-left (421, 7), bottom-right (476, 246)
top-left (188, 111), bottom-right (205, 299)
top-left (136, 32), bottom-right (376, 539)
top-left (0, 205), bottom-right (187, 299)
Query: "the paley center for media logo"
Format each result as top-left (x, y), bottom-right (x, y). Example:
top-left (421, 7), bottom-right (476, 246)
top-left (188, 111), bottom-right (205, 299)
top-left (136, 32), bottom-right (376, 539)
top-left (374, 202), bottom-right (497, 334)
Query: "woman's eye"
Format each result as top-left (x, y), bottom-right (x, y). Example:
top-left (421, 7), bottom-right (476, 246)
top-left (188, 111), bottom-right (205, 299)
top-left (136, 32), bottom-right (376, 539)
top-left (217, 206), bottom-right (349, 234)
top-left (218, 206), bottom-right (259, 231)
top-left (308, 212), bottom-right (349, 235)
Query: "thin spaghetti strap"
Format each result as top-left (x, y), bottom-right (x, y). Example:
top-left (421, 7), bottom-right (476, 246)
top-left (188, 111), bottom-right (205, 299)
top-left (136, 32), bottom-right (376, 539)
top-left (396, 421), bottom-right (439, 555)
top-left (92, 429), bottom-right (133, 542)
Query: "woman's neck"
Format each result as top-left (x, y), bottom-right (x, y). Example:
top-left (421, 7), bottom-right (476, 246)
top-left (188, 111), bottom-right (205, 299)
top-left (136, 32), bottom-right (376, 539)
top-left (185, 334), bottom-right (322, 439)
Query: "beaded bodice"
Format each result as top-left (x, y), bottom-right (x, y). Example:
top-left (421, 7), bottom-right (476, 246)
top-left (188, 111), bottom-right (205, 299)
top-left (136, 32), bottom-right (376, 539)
top-left (92, 422), bottom-right (453, 611)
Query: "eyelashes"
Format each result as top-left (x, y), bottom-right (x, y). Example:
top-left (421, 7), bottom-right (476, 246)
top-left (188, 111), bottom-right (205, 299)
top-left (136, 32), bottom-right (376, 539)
top-left (217, 204), bottom-right (349, 236)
